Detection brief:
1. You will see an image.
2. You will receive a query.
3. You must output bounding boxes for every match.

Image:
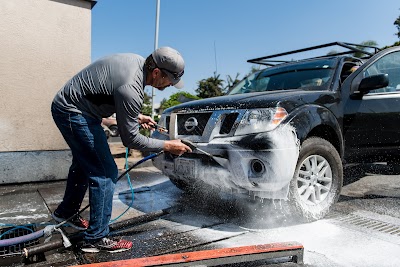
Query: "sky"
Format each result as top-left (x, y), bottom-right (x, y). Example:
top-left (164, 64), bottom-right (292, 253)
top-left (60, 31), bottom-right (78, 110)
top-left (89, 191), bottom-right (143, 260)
top-left (91, 0), bottom-right (400, 106)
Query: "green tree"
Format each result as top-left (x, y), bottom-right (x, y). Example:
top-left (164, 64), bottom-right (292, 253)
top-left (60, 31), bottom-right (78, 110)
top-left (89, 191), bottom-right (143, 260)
top-left (327, 50), bottom-right (339, 55)
top-left (141, 90), bottom-right (152, 116)
top-left (196, 74), bottom-right (225, 98)
top-left (160, 91), bottom-right (200, 111)
top-left (159, 98), bottom-right (167, 110)
top-left (249, 65), bottom-right (262, 75)
top-left (138, 90), bottom-right (153, 137)
top-left (353, 40), bottom-right (378, 58)
top-left (327, 41), bottom-right (381, 57)
top-left (380, 41), bottom-right (400, 50)
top-left (395, 11), bottom-right (400, 40)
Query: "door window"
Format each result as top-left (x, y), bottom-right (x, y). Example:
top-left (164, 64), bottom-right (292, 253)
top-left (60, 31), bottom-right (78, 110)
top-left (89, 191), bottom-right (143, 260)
top-left (364, 51), bottom-right (400, 94)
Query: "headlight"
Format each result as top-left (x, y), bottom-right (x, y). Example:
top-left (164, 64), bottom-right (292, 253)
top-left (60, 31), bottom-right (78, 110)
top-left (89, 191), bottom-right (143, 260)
top-left (234, 107), bottom-right (288, 135)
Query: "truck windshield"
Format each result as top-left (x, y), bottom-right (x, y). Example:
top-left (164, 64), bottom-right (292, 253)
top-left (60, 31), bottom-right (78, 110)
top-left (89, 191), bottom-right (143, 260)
top-left (228, 59), bottom-right (336, 95)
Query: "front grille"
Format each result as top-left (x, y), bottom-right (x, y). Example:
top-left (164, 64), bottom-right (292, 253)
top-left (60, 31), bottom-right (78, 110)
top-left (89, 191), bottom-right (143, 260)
top-left (177, 113), bottom-right (212, 136)
top-left (220, 113), bottom-right (239, 134)
top-left (165, 116), bottom-right (170, 132)
top-left (0, 225), bottom-right (39, 257)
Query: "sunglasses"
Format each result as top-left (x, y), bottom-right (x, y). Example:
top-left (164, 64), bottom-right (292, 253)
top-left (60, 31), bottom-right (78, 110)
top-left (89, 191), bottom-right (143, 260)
top-left (158, 67), bottom-right (184, 80)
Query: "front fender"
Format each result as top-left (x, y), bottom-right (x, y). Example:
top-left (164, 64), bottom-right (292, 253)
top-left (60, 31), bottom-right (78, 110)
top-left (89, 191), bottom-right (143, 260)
top-left (287, 104), bottom-right (343, 157)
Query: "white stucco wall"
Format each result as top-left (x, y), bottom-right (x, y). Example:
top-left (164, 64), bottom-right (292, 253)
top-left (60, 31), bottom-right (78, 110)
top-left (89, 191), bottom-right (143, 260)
top-left (0, 0), bottom-right (93, 184)
top-left (0, 0), bottom-right (92, 152)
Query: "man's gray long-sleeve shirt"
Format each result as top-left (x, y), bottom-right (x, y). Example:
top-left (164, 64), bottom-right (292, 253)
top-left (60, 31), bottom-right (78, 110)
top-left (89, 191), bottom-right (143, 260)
top-left (53, 53), bottom-right (164, 151)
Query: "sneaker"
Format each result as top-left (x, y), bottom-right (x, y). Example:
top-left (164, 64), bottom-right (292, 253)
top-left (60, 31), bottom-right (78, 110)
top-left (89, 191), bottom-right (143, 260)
top-left (80, 237), bottom-right (133, 253)
top-left (52, 211), bottom-right (89, 231)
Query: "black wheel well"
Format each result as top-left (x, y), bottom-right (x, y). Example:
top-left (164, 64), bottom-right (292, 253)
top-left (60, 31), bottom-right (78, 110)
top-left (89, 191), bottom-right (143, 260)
top-left (306, 125), bottom-right (341, 156)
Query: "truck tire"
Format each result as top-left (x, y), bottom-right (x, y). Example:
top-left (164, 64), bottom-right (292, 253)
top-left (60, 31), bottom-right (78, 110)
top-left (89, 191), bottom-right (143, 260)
top-left (288, 137), bottom-right (343, 221)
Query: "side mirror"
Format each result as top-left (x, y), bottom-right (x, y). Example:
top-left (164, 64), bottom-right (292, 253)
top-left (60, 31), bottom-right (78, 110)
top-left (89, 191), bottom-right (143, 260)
top-left (358, 73), bottom-right (389, 93)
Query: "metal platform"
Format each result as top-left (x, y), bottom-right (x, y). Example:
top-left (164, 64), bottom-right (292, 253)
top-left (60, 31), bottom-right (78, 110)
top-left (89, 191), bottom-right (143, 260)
top-left (74, 241), bottom-right (304, 267)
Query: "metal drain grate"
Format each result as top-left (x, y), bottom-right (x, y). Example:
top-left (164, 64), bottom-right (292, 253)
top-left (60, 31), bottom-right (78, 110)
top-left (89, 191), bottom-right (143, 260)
top-left (336, 214), bottom-right (400, 236)
top-left (0, 225), bottom-right (40, 257)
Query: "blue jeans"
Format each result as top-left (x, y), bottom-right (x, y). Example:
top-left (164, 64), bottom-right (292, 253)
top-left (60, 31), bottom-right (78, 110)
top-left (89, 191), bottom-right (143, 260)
top-left (51, 103), bottom-right (118, 242)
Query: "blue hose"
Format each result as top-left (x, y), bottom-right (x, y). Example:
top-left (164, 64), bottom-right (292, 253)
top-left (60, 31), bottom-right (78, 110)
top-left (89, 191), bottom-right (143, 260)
top-left (0, 229), bottom-right (44, 248)
top-left (110, 150), bottom-right (162, 223)
top-left (0, 224), bottom-right (34, 240)
top-left (109, 148), bottom-right (135, 223)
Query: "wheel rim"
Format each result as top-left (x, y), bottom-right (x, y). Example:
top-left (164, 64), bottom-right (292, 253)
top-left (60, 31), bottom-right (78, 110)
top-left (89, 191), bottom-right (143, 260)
top-left (109, 126), bottom-right (119, 136)
top-left (296, 154), bottom-right (333, 205)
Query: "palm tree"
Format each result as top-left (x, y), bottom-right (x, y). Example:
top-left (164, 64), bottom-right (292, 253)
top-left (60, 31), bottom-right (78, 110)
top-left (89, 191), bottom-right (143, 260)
top-left (394, 12), bottom-right (400, 40)
top-left (196, 74), bottom-right (225, 98)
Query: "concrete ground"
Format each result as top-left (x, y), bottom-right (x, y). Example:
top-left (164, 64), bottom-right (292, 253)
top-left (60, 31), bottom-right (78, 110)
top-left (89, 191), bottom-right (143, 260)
top-left (1, 144), bottom-right (400, 267)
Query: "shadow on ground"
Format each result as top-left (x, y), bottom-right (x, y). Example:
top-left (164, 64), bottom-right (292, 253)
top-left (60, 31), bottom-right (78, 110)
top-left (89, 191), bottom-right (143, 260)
top-left (343, 162), bottom-right (400, 185)
top-left (118, 179), bottom-right (311, 232)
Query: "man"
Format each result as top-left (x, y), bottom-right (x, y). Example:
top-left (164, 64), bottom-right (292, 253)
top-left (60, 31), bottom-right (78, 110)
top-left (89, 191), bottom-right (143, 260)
top-left (51, 47), bottom-right (192, 253)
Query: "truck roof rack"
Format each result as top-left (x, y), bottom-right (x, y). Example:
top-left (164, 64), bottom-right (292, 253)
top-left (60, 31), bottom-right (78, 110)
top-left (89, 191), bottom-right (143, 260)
top-left (247, 42), bottom-right (381, 66)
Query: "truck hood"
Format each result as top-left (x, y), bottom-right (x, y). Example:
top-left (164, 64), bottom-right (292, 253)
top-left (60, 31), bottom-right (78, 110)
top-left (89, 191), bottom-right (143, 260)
top-left (165, 90), bottom-right (336, 113)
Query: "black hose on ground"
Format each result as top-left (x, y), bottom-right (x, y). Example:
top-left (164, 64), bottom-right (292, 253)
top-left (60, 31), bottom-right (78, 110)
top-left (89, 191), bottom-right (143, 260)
top-left (23, 233), bottom-right (82, 258)
top-left (109, 207), bottom-right (179, 232)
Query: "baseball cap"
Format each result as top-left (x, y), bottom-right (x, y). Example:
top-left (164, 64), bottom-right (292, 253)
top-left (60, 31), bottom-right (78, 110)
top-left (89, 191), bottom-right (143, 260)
top-left (152, 47), bottom-right (185, 89)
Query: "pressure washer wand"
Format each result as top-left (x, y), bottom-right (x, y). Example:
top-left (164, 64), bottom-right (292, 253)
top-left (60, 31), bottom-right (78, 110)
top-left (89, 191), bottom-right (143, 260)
top-left (181, 140), bottom-right (230, 169)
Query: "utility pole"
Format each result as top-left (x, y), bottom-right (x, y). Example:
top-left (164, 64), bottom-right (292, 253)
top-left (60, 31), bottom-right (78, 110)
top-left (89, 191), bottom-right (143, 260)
top-left (152, 0), bottom-right (160, 119)
top-left (214, 41), bottom-right (218, 76)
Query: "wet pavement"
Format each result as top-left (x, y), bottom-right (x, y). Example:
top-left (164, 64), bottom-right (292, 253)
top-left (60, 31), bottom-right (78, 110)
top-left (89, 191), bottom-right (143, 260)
top-left (1, 143), bottom-right (400, 266)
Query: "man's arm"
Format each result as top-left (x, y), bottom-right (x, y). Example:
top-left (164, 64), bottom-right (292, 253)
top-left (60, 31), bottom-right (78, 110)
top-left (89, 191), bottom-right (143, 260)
top-left (114, 85), bottom-right (191, 155)
top-left (114, 84), bottom-right (164, 151)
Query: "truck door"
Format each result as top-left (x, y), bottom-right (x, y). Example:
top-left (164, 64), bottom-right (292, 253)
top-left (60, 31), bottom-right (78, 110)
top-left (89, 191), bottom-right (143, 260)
top-left (343, 48), bottom-right (400, 158)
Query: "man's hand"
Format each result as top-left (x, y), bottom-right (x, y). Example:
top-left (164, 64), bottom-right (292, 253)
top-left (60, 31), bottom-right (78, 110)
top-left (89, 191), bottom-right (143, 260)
top-left (138, 114), bottom-right (156, 130)
top-left (164, 139), bottom-right (192, 156)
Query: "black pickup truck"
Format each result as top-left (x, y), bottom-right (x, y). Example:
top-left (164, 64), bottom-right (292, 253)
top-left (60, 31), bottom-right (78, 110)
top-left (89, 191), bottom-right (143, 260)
top-left (152, 42), bottom-right (400, 220)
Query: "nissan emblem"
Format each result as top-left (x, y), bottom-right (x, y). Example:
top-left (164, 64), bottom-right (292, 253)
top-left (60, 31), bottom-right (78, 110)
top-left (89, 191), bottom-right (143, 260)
top-left (184, 117), bottom-right (198, 132)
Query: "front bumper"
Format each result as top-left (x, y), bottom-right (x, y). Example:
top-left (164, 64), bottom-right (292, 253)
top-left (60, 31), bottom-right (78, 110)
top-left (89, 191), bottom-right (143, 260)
top-left (153, 126), bottom-right (299, 199)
